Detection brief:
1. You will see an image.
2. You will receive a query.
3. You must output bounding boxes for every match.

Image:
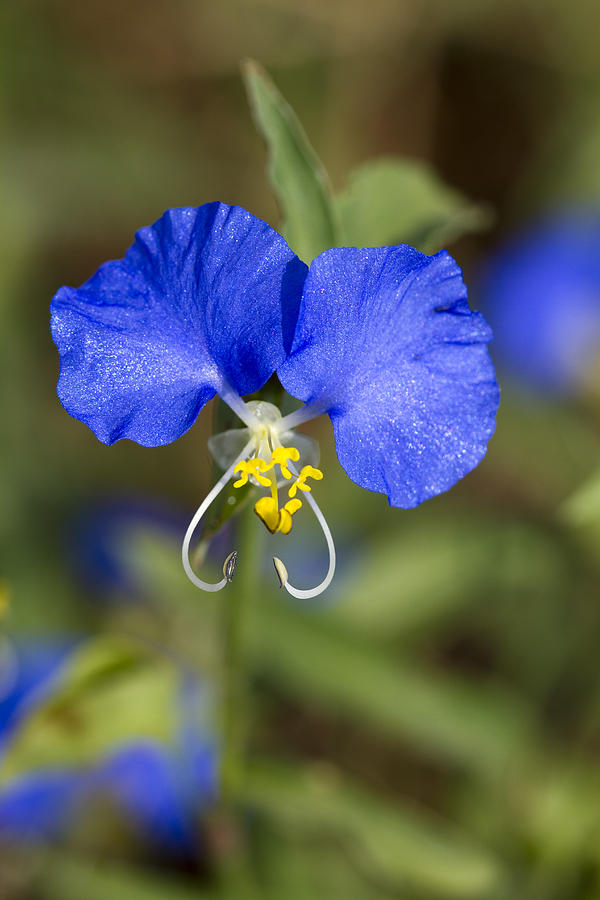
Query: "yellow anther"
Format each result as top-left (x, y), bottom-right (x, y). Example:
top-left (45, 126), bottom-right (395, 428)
top-left (232, 461), bottom-right (249, 489)
top-left (247, 458), bottom-right (273, 486)
top-left (254, 496), bottom-right (281, 533)
top-left (278, 508), bottom-right (293, 535)
top-left (278, 497), bottom-right (303, 534)
top-left (233, 457), bottom-right (272, 489)
top-left (288, 465), bottom-right (323, 498)
top-left (270, 446), bottom-right (300, 480)
top-left (254, 495), bottom-right (303, 535)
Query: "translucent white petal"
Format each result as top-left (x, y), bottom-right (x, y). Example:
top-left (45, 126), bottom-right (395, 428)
top-left (280, 430), bottom-right (320, 469)
top-left (208, 427), bottom-right (250, 470)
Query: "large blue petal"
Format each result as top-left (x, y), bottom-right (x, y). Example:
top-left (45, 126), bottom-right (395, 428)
top-left (51, 204), bottom-right (307, 446)
top-left (278, 247), bottom-right (499, 507)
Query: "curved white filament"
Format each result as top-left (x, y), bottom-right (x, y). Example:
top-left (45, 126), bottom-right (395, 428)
top-left (273, 482), bottom-right (336, 601)
top-left (182, 439), bottom-right (254, 592)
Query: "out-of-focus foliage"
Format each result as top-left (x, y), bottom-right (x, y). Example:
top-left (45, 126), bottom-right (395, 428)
top-left (245, 762), bottom-right (503, 897)
top-left (3, 0), bottom-right (600, 898)
top-left (0, 637), bottom-right (179, 781)
top-left (243, 62), bottom-right (488, 263)
top-left (335, 158), bottom-right (490, 252)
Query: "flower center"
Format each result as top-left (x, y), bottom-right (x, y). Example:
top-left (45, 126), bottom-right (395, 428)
top-left (183, 397), bottom-right (336, 599)
top-left (232, 402), bottom-right (324, 535)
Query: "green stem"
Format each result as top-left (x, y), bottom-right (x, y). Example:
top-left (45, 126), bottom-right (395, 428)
top-left (220, 506), bottom-right (261, 805)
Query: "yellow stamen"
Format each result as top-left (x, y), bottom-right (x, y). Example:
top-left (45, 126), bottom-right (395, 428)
top-left (278, 498), bottom-right (302, 534)
top-left (254, 496), bottom-right (303, 535)
top-left (236, 446), bottom-right (323, 537)
top-left (269, 446), bottom-right (300, 480)
top-left (278, 508), bottom-right (293, 535)
top-left (233, 446), bottom-right (301, 489)
top-left (232, 461), bottom-right (248, 489)
top-left (254, 496), bottom-right (281, 533)
top-left (232, 457), bottom-right (271, 488)
top-left (288, 465), bottom-right (323, 498)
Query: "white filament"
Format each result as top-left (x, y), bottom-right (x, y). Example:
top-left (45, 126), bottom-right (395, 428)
top-left (218, 380), bottom-right (254, 427)
top-left (182, 439), bottom-right (254, 592)
top-left (278, 403), bottom-right (323, 432)
top-left (273, 465), bottom-right (336, 600)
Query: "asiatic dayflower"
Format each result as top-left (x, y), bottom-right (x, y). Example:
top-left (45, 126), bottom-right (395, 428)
top-left (51, 203), bottom-right (499, 599)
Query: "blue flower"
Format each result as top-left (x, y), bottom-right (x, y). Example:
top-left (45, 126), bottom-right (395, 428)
top-left (0, 641), bottom-right (216, 854)
top-left (482, 209), bottom-right (600, 393)
top-left (51, 203), bottom-right (499, 598)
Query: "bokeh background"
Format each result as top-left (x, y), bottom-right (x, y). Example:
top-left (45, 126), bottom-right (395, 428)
top-left (3, 1), bottom-right (600, 898)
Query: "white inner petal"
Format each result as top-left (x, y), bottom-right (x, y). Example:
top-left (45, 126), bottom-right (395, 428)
top-left (208, 399), bottom-right (320, 475)
top-left (208, 427), bottom-right (251, 470)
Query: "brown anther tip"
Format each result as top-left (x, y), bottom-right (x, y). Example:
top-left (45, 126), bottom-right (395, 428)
top-left (223, 551), bottom-right (238, 583)
top-left (272, 557), bottom-right (288, 589)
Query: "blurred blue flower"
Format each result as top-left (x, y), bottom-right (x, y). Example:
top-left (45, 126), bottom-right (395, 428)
top-left (51, 203), bottom-right (498, 598)
top-left (71, 497), bottom-right (186, 599)
top-left (482, 209), bottom-right (600, 393)
top-left (0, 638), bottom-right (74, 746)
top-left (0, 769), bottom-right (88, 842)
top-left (0, 642), bottom-right (216, 855)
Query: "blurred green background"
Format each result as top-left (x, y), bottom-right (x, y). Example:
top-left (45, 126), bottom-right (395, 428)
top-left (3, 1), bottom-right (600, 898)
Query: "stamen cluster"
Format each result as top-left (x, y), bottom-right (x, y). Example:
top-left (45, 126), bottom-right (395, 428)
top-left (233, 447), bottom-right (323, 535)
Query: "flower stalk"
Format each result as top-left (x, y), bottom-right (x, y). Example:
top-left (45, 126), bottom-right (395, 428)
top-left (219, 505), bottom-right (261, 804)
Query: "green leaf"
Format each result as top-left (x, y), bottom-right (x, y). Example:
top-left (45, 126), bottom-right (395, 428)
top-left (248, 601), bottom-right (535, 778)
top-left (328, 514), bottom-right (572, 640)
top-left (0, 635), bottom-right (180, 783)
top-left (256, 829), bottom-right (385, 900)
top-left (559, 464), bottom-right (600, 526)
top-left (485, 389), bottom-right (600, 504)
top-left (242, 59), bottom-right (337, 263)
top-left (334, 157), bottom-right (490, 252)
top-left (521, 760), bottom-right (600, 864)
top-left (245, 761), bottom-right (505, 898)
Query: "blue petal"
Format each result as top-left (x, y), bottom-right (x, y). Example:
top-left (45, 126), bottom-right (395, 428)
top-left (51, 204), bottom-right (307, 446)
top-left (0, 770), bottom-right (87, 840)
top-left (98, 742), bottom-right (198, 853)
top-left (0, 639), bottom-right (75, 746)
top-left (278, 247), bottom-right (499, 507)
